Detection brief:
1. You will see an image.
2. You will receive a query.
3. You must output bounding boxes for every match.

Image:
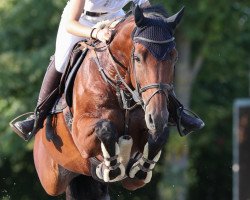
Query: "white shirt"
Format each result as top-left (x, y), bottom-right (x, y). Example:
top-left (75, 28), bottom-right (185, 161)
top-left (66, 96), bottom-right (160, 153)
top-left (55, 0), bottom-right (148, 72)
top-left (84, 0), bottom-right (148, 13)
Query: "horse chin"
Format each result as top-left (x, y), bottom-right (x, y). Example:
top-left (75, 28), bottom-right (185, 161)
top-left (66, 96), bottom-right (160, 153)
top-left (147, 125), bottom-right (169, 144)
top-left (147, 123), bottom-right (167, 137)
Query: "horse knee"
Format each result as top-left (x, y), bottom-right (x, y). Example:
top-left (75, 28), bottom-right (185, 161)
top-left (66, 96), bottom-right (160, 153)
top-left (95, 120), bottom-right (118, 158)
top-left (40, 166), bottom-right (77, 196)
top-left (95, 120), bottom-right (117, 142)
top-left (38, 170), bottom-right (67, 196)
top-left (43, 185), bottom-right (65, 196)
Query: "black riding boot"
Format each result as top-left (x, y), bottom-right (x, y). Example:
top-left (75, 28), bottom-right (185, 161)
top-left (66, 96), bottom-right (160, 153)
top-left (168, 91), bottom-right (205, 136)
top-left (10, 56), bottom-right (62, 141)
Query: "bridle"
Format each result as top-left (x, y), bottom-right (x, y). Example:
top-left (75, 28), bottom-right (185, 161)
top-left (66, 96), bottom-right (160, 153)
top-left (105, 28), bottom-right (175, 111)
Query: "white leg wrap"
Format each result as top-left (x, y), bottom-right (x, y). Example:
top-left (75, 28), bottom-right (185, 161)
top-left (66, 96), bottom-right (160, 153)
top-left (101, 142), bottom-right (120, 166)
top-left (96, 163), bottom-right (125, 182)
top-left (118, 135), bottom-right (133, 167)
top-left (96, 142), bottom-right (125, 182)
top-left (144, 171), bottom-right (153, 184)
top-left (129, 143), bottom-right (162, 184)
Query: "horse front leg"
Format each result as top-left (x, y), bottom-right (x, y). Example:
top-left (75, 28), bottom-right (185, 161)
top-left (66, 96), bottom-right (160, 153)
top-left (72, 117), bottom-right (125, 183)
top-left (127, 127), bottom-right (169, 185)
top-left (94, 120), bottom-right (125, 182)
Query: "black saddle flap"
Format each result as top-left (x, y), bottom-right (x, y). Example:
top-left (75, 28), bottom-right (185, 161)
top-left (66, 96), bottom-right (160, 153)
top-left (65, 49), bottom-right (88, 107)
top-left (58, 40), bottom-right (89, 107)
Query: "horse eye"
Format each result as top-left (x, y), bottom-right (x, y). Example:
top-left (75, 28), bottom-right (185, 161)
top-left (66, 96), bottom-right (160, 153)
top-left (134, 55), bottom-right (141, 63)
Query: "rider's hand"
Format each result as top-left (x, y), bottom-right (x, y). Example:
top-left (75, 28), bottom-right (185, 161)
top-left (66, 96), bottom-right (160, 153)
top-left (93, 28), bottom-right (112, 43)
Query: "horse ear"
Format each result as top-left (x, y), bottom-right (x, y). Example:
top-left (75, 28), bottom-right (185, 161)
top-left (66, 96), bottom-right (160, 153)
top-left (166, 7), bottom-right (185, 30)
top-left (134, 5), bottom-right (145, 27)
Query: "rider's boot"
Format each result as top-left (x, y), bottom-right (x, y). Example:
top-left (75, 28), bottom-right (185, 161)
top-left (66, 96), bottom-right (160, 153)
top-left (168, 91), bottom-right (205, 136)
top-left (10, 56), bottom-right (62, 141)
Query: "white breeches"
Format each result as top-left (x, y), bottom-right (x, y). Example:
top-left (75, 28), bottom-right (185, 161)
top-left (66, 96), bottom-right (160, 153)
top-left (54, 3), bottom-right (125, 73)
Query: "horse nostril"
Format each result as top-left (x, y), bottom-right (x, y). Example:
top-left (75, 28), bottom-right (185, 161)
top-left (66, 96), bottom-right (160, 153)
top-left (146, 112), bottom-right (157, 131)
top-left (149, 114), bottom-right (154, 125)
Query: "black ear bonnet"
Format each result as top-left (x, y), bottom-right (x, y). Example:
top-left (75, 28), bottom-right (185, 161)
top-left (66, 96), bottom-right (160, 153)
top-left (132, 6), bottom-right (184, 61)
top-left (132, 17), bottom-right (175, 61)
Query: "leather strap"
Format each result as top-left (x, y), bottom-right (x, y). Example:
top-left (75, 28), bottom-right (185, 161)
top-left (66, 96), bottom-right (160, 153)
top-left (85, 11), bottom-right (108, 17)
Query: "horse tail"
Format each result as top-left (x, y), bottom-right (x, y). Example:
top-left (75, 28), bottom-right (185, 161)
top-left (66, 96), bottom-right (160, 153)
top-left (65, 175), bottom-right (110, 200)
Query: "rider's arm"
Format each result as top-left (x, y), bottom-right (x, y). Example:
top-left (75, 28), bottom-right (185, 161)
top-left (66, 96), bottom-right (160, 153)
top-left (65, 0), bottom-right (91, 37)
top-left (65, 0), bottom-right (110, 42)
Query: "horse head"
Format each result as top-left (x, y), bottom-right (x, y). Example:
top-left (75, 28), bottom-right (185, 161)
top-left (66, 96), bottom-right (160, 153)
top-left (111, 5), bottom-right (184, 137)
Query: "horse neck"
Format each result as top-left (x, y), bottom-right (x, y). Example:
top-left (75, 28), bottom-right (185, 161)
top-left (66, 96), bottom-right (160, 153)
top-left (108, 19), bottom-right (135, 83)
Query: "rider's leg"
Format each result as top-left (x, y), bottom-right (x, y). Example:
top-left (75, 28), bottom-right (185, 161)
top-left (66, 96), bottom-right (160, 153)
top-left (10, 11), bottom-right (85, 141)
top-left (10, 56), bottom-right (62, 141)
top-left (168, 90), bottom-right (205, 136)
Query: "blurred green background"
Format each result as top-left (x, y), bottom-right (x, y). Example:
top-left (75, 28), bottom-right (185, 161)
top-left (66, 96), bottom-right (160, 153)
top-left (0, 0), bottom-right (249, 199)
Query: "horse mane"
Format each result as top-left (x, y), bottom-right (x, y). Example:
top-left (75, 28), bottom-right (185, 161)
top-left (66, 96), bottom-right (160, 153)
top-left (114, 5), bottom-right (170, 30)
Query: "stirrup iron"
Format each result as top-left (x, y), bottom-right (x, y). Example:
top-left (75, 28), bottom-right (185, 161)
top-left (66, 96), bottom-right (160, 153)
top-left (9, 112), bottom-right (35, 141)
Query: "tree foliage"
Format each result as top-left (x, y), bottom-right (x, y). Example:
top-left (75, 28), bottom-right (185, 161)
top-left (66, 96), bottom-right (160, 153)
top-left (187, 1), bottom-right (250, 198)
top-left (0, 0), bottom-right (65, 199)
top-left (0, 0), bottom-right (249, 200)
top-left (159, 0), bottom-right (250, 200)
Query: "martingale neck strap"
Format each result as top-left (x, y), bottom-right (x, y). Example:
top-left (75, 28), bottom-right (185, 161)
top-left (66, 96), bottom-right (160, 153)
top-left (107, 46), bottom-right (143, 107)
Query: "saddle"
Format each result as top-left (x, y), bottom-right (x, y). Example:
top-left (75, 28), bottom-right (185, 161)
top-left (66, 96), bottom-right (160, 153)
top-left (46, 40), bottom-right (91, 137)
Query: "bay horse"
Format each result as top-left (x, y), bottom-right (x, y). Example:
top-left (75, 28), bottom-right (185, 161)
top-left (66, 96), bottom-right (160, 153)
top-left (33, 5), bottom-right (184, 200)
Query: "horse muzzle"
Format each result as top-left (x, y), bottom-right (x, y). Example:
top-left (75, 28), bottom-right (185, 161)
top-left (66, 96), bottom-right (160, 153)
top-left (145, 101), bottom-right (169, 133)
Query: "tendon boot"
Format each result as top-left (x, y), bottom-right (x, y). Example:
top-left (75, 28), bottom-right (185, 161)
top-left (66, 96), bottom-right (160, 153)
top-left (10, 56), bottom-right (62, 141)
top-left (168, 91), bottom-right (205, 136)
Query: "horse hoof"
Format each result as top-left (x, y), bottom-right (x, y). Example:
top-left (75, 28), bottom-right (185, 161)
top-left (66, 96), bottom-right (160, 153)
top-left (127, 143), bottom-right (162, 184)
top-left (128, 159), bottom-right (153, 184)
top-left (96, 162), bottom-right (125, 182)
